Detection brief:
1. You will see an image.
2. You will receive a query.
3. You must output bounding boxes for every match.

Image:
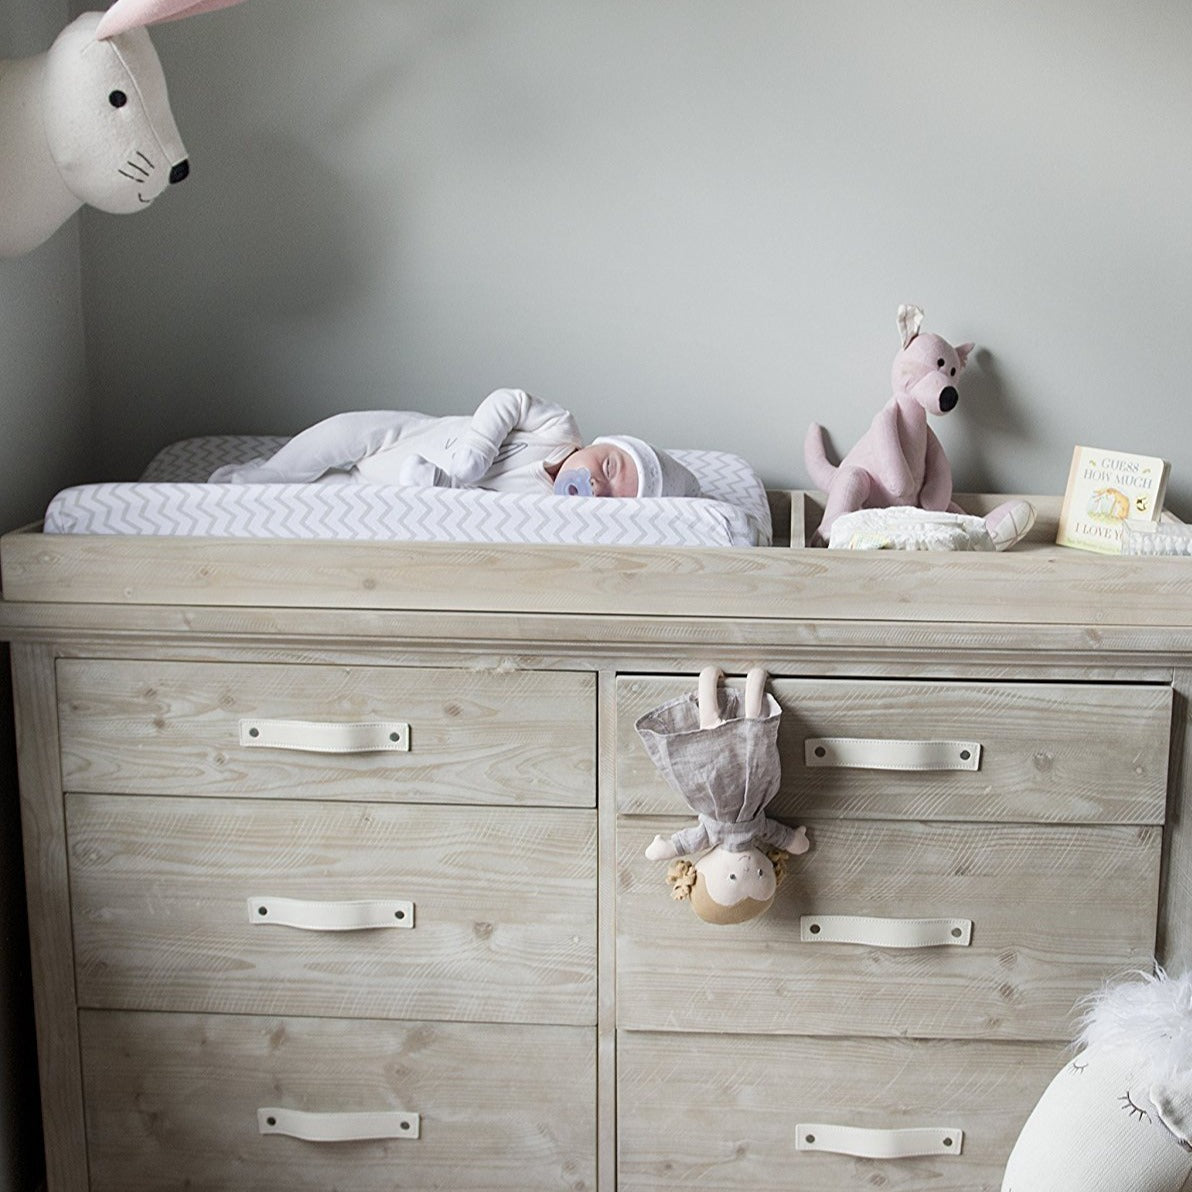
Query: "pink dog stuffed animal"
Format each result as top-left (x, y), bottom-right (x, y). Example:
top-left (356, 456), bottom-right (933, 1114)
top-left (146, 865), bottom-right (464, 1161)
top-left (804, 305), bottom-right (1035, 549)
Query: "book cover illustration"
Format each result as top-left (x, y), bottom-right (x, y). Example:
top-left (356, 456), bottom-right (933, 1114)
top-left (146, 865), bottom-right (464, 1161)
top-left (1056, 445), bottom-right (1171, 554)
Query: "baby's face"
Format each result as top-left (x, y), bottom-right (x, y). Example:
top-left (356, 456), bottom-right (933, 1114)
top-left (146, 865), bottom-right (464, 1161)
top-left (558, 444), bottom-right (638, 498)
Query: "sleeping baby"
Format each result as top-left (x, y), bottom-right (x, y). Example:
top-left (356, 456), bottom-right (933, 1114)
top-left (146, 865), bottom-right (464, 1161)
top-left (209, 388), bottom-right (701, 499)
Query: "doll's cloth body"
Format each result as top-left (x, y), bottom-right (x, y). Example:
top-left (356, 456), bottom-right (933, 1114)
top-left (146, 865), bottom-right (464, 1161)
top-left (667, 811), bottom-right (804, 856)
top-left (636, 685), bottom-right (795, 854)
top-left (210, 388), bottom-right (581, 494)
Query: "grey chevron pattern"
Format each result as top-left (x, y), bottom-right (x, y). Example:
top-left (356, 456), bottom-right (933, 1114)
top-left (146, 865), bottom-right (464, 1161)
top-left (139, 436), bottom-right (287, 482)
top-left (46, 438), bottom-right (771, 548)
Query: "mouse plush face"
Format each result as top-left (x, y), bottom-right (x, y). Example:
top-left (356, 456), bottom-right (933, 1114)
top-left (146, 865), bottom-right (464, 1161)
top-left (41, 12), bottom-right (187, 214)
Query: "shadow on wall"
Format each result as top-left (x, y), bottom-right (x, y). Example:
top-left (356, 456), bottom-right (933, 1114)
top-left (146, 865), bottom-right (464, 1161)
top-left (88, 127), bottom-right (375, 473)
top-left (167, 129), bottom-right (371, 321)
top-left (947, 348), bottom-right (1036, 494)
top-left (0, 648), bottom-right (44, 1192)
top-left (807, 346), bottom-right (1035, 499)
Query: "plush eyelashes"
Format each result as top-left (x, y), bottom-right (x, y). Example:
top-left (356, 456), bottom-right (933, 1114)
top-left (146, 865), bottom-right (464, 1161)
top-left (1120, 1090), bottom-right (1152, 1123)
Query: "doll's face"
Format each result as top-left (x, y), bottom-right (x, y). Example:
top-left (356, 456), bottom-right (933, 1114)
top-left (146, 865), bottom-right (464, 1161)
top-left (695, 846), bottom-right (777, 907)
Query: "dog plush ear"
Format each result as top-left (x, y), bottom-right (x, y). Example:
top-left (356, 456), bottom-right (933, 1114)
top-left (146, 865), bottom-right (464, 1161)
top-left (97, 0), bottom-right (247, 41)
top-left (954, 342), bottom-right (974, 369)
top-left (897, 303), bottom-right (924, 349)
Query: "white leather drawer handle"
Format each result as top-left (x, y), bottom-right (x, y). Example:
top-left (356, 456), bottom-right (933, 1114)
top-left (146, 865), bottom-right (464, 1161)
top-left (805, 737), bottom-right (981, 771)
top-left (796, 1123), bottom-right (962, 1159)
top-left (258, 1107), bottom-right (419, 1142)
top-left (240, 718), bottom-right (410, 753)
top-left (801, 914), bottom-right (972, 948)
top-left (248, 896), bottom-right (414, 931)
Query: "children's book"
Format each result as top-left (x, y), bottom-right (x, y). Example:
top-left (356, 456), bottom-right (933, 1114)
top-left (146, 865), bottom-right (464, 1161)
top-left (1056, 445), bottom-right (1170, 554)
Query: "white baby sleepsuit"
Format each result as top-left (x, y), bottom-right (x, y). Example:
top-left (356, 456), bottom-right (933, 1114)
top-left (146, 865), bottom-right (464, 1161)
top-left (210, 389), bottom-right (582, 493)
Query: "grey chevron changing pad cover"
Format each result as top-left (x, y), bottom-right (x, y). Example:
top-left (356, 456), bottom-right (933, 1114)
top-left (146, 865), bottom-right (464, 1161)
top-left (43, 436), bottom-right (771, 548)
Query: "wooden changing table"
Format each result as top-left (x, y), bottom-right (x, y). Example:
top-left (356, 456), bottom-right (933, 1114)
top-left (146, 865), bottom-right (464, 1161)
top-left (1, 492), bottom-right (1190, 1192)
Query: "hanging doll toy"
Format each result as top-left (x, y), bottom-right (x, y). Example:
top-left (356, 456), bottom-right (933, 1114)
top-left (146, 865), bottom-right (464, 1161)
top-left (635, 666), bottom-right (809, 925)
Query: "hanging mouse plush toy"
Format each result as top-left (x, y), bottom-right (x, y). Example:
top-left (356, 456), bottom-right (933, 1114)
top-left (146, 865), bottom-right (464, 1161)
top-left (0, 0), bottom-right (249, 256)
top-left (636, 667), bottom-right (810, 925)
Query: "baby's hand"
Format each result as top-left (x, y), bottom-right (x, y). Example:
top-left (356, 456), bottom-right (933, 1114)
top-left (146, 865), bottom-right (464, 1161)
top-left (645, 834), bottom-right (679, 861)
top-left (448, 439), bottom-right (493, 485)
top-left (396, 455), bottom-right (445, 487)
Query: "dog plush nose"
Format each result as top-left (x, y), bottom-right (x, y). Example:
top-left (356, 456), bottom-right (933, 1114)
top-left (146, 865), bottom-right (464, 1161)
top-left (169, 160), bottom-right (190, 185)
top-left (939, 386), bottom-right (958, 412)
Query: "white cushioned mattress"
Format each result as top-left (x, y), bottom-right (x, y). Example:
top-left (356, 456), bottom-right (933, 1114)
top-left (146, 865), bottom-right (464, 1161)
top-left (44, 436), bottom-right (771, 548)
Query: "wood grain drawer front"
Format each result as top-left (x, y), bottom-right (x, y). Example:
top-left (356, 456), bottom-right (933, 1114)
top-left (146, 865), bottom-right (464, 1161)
top-left (80, 1010), bottom-right (595, 1191)
top-left (617, 676), bottom-right (1171, 823)
top-left (619, 1031), bottom-right (1061, 1191)
top-left (617, 817), bottom-right (1159, 1039)
top-left (69, 794), bottom-right (596, 1025)
top-left (58, 660), bottom-right (595, 806)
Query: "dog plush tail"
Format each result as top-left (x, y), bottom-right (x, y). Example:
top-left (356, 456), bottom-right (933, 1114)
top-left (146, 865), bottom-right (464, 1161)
top-left (803, 423), bottom-right (838, 490)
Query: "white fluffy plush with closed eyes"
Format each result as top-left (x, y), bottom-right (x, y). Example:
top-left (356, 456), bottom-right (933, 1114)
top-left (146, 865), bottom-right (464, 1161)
top-left (1002, 968), bottom-right (1192, 1191)
top-left (1078, 967), bottom-right (1192, 1088)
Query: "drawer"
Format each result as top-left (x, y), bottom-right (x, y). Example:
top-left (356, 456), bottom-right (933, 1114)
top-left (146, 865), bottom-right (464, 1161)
top-left (617, 676), bottom-right (1170, 823)
top-left (81, 1010), bottom-right (595, 1191)
top-left (617, 816), bottom-right (1159, 1038)
top-left (618, 1030), bottom-right (1062, 1191)
top-left (69, 794), bottom-right (596, 1025)
top-left (59, 660), bottom-right (595, 806)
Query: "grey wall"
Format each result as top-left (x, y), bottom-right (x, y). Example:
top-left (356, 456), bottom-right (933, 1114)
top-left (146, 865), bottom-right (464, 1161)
top-left (77, 0), bottom-right (1192, 511)
top-left (1, 4), bottom-right (91, 525)
top-left (0, 2), bottom-right (89, 1186)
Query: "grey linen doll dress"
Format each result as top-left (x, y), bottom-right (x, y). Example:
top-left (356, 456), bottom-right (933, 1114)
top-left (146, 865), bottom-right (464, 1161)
top-left (634, 667), bottom-right (804, 856)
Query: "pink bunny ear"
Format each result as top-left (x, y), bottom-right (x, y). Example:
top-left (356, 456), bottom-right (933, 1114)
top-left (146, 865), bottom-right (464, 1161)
top-left (97, 0), bottom-right (248, 40)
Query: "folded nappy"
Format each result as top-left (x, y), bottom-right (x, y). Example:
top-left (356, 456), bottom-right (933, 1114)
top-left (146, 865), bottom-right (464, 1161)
top-left (827, 507), bottom-right (994, 552)
top-left (1120, 519), bottom-right (1192, 556)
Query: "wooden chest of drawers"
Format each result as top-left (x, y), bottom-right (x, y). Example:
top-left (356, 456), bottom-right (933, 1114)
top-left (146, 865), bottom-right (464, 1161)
top-left (4, 495), bottom-right (1192, 1190)
top-left (81, 1012), bottom-right (596, 1191)
top-left (614, 674), bottom-right (1168, 1189)
top-left (58, 660), bottom-right (596, 806)
top-left (21, 652), bottom-right (601, 1190)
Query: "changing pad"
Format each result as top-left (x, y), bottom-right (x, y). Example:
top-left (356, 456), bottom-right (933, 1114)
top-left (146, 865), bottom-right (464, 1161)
top-left (44, 436), bottom-right (771, 548)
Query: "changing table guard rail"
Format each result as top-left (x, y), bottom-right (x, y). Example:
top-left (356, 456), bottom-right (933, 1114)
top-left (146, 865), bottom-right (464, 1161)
top-left (4, 492), bottom-right (1192, 630)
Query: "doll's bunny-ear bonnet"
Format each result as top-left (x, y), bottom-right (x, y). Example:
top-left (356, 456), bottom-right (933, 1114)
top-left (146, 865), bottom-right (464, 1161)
top-left (97, 0), bottom-right (248, 40)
